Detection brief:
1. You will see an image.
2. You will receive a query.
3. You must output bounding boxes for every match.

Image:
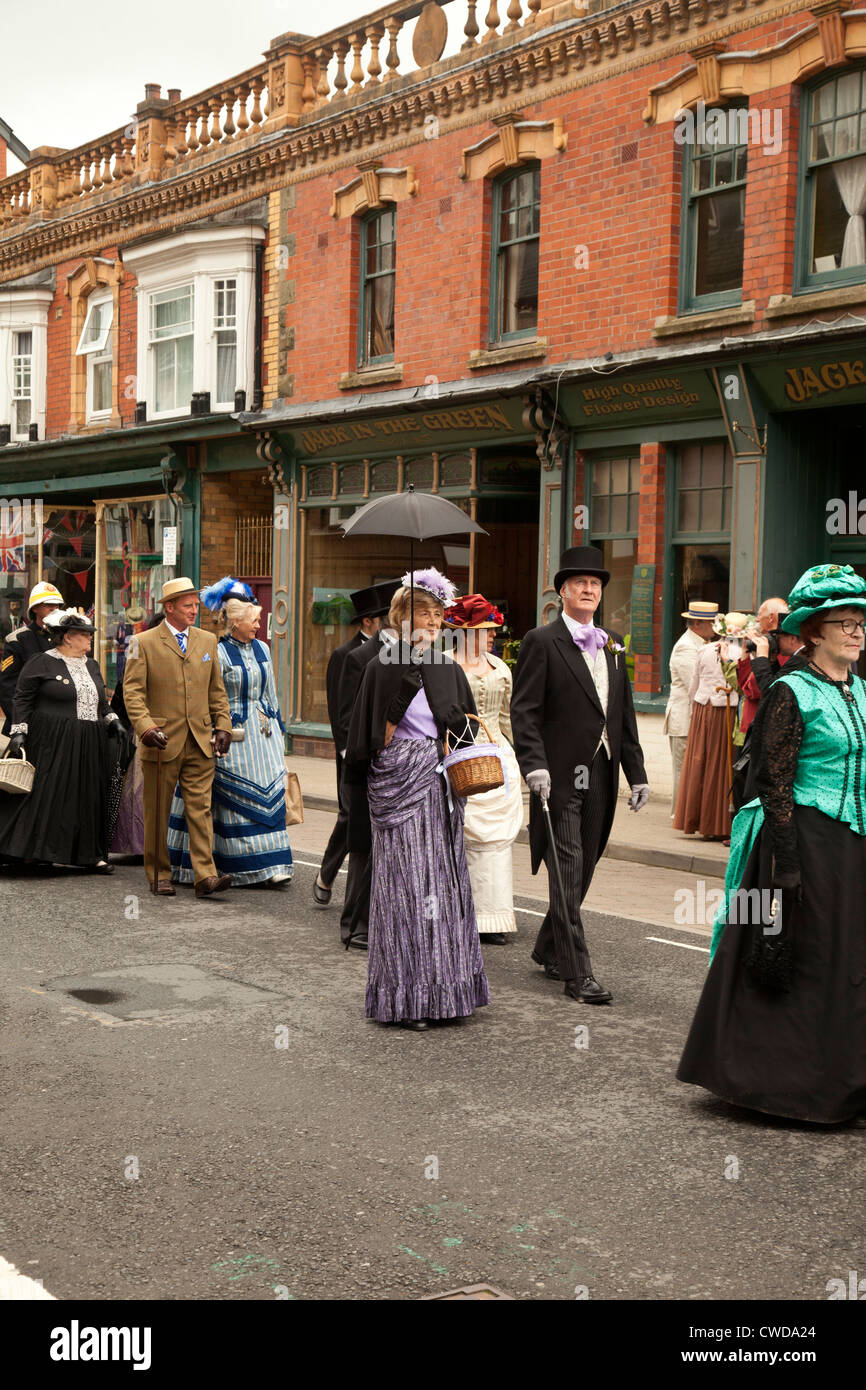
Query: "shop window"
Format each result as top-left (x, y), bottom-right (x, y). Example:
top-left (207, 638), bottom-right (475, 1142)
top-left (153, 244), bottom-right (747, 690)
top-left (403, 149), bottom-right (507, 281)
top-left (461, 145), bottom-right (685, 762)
top-left (438, 452), bottom-right (473, 489)
top-left (371, 459), bottom-right (399, 492)
top-left (589, 456), bottom-right (640, 657)
top-left (676, 442), bottom-right (733, 533)
top-left (97, 498), bottom-right (178, 686)
top-left (214, 278), bottom-right (237, 404)
top-left (359, 208), bottom-right (396, 367)
top-left (797, 68), bottom-right (866, 290)
top-left (672, 442), bottom-right (733, 628)
top-left (76, 296), bottom-right (113, 421)
top-left (11, 330), bottom-right (33, 440)
top-left (338, 463), bottom-right (366, 497)
top-left (404, 455), bottom-right (434, 490)
top-left (490, 165), bottom-right (540, 342)
top-left (679, 104), bottom-right (747, 312)
top-left (150, 285), bottom-right (195, 416)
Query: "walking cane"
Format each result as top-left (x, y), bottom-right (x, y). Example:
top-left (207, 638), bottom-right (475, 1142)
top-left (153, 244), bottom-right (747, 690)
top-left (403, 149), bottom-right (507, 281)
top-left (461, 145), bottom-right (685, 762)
top-left (152, 746), bottom-right (162, 895)
top-left (540, 796), bottom-right (591, 981)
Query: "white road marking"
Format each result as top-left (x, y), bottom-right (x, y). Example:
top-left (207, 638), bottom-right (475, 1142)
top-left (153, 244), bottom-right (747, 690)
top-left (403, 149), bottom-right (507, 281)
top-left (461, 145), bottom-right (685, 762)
top-left (0, 1255), bottom-right (55, 1300)
top-left (646, 936), bottom-right (710, 954)
top-left (293, 859), bottom-right (348, 876)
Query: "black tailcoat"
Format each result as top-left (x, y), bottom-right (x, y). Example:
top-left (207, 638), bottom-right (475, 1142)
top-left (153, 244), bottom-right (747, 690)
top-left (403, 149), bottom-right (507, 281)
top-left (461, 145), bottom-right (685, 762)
top-left (511, 616), bottom-right (647, 873)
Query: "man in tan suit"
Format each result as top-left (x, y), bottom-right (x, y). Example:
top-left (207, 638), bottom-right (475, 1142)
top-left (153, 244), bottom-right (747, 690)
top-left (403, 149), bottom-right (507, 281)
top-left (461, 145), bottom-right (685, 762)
top-left (124, 578), bottom-right (232, 897)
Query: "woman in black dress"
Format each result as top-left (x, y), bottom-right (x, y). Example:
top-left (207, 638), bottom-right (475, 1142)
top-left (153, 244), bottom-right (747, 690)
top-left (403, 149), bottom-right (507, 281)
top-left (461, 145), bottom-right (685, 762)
top-left (0, 610), bottom-right (123, 870)
top-left (677, 563), bottom-right (866, 1124)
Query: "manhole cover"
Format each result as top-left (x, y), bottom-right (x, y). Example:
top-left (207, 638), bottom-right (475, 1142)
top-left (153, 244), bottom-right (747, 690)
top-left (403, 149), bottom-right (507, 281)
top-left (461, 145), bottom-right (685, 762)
top-left (48, 964), bottom-right (282, 1020)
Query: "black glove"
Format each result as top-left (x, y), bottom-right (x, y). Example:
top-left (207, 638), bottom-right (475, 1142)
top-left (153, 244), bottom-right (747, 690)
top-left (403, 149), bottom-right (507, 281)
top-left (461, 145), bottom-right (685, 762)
top-left (105, 716), bottom-right (124, 740)
top-left (7, 733), bottom-right (25, 757)
top-left (385, 668), bottom-right (423, 725)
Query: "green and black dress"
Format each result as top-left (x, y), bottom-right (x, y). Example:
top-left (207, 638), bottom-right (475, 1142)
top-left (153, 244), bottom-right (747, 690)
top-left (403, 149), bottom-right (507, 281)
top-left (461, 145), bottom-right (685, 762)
top-left (678, 663), bottom-right (866, 1124)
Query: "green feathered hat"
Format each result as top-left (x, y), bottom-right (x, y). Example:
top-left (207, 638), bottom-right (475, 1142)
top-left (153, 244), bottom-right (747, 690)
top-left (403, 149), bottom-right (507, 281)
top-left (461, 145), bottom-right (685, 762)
top-left (780, 563), bottom-right (866, 634)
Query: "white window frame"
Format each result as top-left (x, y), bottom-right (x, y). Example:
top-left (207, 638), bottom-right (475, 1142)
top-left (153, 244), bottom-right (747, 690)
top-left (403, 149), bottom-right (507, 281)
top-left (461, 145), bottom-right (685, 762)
top-left (149, 282), bottom-right (195, 417)
top-left (213, 277), bottom-right (238, 406)
top-left (0, 290), bottom-right (51, 445)
top-left (123, 226), bottom-right (263, 421)
top-left (11, 330), bottom-right (33, 441)
top-left (76, 291), bottom-right (114, 422)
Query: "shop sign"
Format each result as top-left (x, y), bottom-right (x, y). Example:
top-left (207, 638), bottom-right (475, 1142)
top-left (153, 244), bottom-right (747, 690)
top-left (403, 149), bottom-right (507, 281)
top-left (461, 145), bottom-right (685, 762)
top-left (750, 350), bottom-right (866, 411)
top-left (630, 563), bottom-right (656, 655)
top-left (295, 400), bottom-right (523, 459)
top-left (567, 371), bottom-right (719, 427)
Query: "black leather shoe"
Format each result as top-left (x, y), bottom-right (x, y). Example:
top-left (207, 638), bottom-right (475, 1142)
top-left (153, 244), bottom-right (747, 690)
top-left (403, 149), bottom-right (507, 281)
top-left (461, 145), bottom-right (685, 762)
top-left (531, 949), bottom-right (561, 980)
top-left (313, 877), bottom-right (332, 906)
top-left (346, 934), bottom-right (368, 951)
top-left (564, 975), bottom-right (612, 1005)
top-left (399, 1019), bottom-right (429, 1031)
top-left (481, 933), bottom-right (509, 944)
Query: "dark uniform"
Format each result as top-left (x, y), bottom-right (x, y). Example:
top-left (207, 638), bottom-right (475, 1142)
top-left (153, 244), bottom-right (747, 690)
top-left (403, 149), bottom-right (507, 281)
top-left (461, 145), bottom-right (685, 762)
top-left (0, 621), bottom-right (54, 735)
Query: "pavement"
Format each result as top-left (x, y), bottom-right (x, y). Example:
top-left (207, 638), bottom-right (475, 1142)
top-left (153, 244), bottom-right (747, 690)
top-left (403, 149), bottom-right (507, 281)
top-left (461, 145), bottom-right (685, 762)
top-left (0, 809), bottom-right (860, 1304)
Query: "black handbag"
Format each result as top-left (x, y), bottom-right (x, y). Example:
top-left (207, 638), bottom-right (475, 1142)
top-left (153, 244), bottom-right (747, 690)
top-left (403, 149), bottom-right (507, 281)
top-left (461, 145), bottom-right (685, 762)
top-left (742, 888), bottom-right (794, 993)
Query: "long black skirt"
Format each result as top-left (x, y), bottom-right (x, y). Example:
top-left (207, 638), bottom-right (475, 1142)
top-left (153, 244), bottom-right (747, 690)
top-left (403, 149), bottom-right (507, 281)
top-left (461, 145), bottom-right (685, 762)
top-left (0, 712), bottom-right (112, 866)
top-left (677, 805), bottom-right (866, 1124)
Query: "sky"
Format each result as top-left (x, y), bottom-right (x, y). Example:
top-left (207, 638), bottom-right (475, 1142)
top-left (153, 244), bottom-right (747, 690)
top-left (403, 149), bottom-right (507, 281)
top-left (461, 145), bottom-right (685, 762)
top-left (3, 0), bottom-right (408, 171)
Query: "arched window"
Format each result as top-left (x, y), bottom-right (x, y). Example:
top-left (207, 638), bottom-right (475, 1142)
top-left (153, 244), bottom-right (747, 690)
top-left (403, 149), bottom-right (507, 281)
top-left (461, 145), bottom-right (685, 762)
top-left (797, 67), bottom-right (866, 290)
top-left (490, 164), bottom-right (540, 343)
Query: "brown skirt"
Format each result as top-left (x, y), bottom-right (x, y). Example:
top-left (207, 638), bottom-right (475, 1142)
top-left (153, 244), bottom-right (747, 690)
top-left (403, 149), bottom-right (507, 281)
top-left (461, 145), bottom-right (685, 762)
top-left (673, 702), bottom-right (733, 839)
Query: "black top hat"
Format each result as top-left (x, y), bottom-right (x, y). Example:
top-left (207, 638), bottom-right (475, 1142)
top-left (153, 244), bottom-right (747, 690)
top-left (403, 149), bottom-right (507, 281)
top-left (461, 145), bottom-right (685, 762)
top-left (553, 545), bottom-right (610, 593)
top-left (373, 579), bottom-right (402, 616)
top-left (350, 582), bottom-right (400, 622)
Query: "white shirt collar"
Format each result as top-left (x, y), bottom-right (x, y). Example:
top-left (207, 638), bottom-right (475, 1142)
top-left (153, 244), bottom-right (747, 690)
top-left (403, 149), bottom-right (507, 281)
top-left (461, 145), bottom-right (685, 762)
top-left (165, 618), bottom-right (188, 638)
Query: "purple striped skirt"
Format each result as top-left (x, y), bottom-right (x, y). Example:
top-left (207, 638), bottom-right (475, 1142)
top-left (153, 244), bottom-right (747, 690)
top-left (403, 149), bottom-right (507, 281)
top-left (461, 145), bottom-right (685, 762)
top-left (365, 736), bottom-right (490, 1023)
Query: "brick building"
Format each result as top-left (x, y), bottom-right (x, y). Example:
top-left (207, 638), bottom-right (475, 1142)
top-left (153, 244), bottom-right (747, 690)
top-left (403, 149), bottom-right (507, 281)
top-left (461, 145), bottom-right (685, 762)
top-left (2, 0), bottom-right (866, 752)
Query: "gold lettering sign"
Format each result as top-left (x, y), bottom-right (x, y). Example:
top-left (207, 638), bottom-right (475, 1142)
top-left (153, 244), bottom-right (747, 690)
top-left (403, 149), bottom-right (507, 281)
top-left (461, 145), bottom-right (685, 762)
top-left (299, 402), bottom-right (513, 456)
top-left (784, 359), bottom-right (866, 404)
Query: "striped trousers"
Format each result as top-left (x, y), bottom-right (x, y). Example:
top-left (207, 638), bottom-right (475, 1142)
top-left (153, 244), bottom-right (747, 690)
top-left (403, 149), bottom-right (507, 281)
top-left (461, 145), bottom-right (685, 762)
top-left (534, 748), bottom-right (611, 982)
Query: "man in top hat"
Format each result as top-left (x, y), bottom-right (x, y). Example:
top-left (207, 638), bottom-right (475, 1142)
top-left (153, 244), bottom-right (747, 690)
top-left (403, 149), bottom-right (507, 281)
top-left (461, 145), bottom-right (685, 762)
top-left (664, 600), bottom-right (718, 815)
top-left (0, 581), bottom-right (64, 734)
top-left (123, 577), bottom-right (232, 897)
top-left (511, 545), bottom-right (649, 1004)
top-left (314, 583), bottom-right (398, 914)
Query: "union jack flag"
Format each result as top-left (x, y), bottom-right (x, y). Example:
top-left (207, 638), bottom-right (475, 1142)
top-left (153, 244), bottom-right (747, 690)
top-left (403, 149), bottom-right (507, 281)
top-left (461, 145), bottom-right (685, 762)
top-left (0, 528), bottom-right (24, 572)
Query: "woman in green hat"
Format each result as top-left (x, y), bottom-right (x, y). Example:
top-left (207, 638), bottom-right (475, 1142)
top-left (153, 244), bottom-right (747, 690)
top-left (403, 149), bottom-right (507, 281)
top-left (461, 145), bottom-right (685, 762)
top-left (678, 563), bottom-right (866, 1124)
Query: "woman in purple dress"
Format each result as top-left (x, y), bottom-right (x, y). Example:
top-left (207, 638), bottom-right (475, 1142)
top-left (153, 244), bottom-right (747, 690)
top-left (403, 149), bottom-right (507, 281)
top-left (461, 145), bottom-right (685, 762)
top-left (344, 568), bottom-right (490, 1032)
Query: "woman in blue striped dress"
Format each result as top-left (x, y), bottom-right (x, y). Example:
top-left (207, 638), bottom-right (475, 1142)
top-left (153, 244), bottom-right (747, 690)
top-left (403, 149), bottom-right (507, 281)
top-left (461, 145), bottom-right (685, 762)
top-left (167, 578), bottom-right (293, 888)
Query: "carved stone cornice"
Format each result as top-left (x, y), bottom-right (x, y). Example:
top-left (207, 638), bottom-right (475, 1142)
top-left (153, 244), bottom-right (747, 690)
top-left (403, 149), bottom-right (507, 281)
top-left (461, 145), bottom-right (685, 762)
top-left (644, 8), bottom-right (865, 123)
top-left (0, 0), bottom-right (831, 281)
top-left (329, 161), bottom-right (418, 218)
top-left (459, 114), bottom-right (567, 180)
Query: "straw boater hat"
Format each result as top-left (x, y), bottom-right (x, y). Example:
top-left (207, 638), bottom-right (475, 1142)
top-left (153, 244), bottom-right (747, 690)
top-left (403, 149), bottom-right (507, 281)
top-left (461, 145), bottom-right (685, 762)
top-left (159, 577), bottom-right (198, 604)
top-left (443, 594), bottom-right (504, 629)
top-left (780, 563), bottom-right (866, 634)
top-left (681, 600), bottom-right (719, 621)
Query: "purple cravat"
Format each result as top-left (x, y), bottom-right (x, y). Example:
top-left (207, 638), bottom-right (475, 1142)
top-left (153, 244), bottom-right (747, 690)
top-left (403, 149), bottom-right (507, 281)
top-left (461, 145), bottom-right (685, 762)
top-left (571, 622), bottom-right (607, 654)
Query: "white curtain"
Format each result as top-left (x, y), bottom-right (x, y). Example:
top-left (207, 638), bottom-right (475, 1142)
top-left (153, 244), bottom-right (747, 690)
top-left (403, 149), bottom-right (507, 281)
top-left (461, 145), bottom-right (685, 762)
top-left (834, 154), bottom-right (866, 268)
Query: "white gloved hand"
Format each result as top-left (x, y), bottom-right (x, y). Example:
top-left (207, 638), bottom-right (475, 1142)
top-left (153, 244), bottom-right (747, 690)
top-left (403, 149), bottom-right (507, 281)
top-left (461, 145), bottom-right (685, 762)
top-left (526, 769), bottom-right (551, 802)
top-left (628, 783), bottom-right (650, 812)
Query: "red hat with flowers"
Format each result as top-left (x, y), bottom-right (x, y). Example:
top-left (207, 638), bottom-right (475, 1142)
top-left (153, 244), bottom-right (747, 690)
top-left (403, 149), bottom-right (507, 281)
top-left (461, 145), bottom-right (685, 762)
top-left (443, 593), bottom-right (504, 629)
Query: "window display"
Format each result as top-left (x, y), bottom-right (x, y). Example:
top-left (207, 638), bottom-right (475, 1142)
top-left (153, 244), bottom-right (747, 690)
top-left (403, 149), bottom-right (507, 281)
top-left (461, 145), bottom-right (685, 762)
top-left (96, 497), bottom-right (178, 687)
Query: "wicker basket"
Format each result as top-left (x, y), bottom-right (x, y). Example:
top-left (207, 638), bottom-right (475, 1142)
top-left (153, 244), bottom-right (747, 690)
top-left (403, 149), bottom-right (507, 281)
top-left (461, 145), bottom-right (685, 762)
top-left (443, 714), bottom-right (505, 798)
top-left (0, 748), bottom-right (35, 796)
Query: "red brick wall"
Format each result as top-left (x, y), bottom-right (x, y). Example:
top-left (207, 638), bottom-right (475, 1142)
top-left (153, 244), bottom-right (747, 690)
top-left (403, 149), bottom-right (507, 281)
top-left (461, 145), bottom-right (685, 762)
top-left (199, 466), bottom-right (274, 632)
top-left (275, 12), bottom-right (824, 403)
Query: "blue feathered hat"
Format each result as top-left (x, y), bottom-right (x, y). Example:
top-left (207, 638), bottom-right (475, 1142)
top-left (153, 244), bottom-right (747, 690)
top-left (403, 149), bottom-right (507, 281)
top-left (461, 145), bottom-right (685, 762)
top-left (200, 576), bottom-right (255, 612)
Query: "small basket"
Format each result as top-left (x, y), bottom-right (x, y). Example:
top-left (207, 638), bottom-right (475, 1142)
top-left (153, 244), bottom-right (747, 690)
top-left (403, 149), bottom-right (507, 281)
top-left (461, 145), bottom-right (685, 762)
top-left (443, 714), bottom-right (504, 798)
top-left (0, 748), bottom-right (35, 796)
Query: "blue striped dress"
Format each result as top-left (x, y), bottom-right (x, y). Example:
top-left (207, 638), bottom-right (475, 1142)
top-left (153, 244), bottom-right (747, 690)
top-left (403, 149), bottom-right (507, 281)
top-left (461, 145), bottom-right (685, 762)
top-left (167, 636), bottom-right (294, 885)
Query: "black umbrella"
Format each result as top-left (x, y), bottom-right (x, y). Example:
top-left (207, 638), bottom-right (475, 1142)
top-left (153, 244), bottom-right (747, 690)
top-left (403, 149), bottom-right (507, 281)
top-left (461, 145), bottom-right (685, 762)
top-left (340, 484), bottom-right (487, 634)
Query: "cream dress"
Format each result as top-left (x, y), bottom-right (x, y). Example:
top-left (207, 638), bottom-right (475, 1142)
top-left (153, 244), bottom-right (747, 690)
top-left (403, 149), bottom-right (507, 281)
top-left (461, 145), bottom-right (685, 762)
top-left (462, 653), bottom-right (524, 935)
